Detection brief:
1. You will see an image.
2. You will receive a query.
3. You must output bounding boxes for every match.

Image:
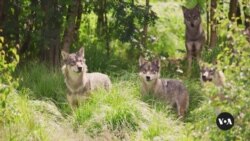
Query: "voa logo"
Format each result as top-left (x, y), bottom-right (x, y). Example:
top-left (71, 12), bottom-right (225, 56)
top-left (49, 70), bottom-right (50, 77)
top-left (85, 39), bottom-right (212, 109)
top-left (216, 112), bottom-right (234, 130)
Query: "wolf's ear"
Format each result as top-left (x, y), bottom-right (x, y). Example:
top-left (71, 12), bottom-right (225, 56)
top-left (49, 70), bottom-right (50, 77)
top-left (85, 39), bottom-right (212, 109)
top-left (211, 67), bottom-right (217, 71)
top-left (181, 5), bottom-right (187, 13)
top-left (61, 50), bottom-right (69, 60)
top-left (194, 4), bottom-right (200, 12)
top-left (139, 56), bottom-right (146, 66)
top-left (152, 58), bottom-right (160, 68)
top-left (200, 65), bottom-right (204, 71)
top-left (78, 47), bottom-right (85, 58)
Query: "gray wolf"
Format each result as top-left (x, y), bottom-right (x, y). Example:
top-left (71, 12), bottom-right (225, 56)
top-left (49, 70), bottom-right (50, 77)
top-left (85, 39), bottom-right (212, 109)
top-left (61, 47), bottom-right (112, 108)
top-left (139, 57), bottom-right (189, 117)
top-left (182, 5), bottom-right (205, 75)
top-left (200, 65), bottom-right (225, 87)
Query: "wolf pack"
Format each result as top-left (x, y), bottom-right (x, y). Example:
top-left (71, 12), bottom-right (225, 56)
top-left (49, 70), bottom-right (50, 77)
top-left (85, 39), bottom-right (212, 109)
top-left (61, 5), bottom-right (226, 118)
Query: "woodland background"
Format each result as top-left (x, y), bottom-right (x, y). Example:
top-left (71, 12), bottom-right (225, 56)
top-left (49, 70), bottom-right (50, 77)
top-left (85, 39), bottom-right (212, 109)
top-left (0, 0), bottom-right (250, 140)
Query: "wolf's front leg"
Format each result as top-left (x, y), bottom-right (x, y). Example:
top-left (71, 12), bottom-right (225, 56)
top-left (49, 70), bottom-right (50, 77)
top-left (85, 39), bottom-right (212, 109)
top-left (195, 42), bottom-right (203, 64)
top-left (67, 94), bottom-right (78, 110)
top-left (186, 42), bottom-right (193, 76)
top-left (140, 86), bottom-right (148, 97)
top-left (187, 54), bottom-right (192, 76)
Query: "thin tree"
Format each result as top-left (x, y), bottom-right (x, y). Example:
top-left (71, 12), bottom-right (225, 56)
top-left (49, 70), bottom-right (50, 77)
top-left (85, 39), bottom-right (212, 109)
top-left (209, 0), bottom-right (217, 48)
top-left (0, 0), bottom-right (4, 28)
top-left (229, 0), bottom-right (241, 23)
top-left (40, 0), bottom-right (64, 67)
top-left (61, 0), bottom-right (82, 52)
top-left (142, 0), bottom-right (150, 49)
top-left (206, 0), bottom-right (210, 45)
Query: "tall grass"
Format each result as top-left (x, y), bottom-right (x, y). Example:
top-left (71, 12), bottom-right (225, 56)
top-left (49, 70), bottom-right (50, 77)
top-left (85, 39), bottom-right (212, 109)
top-left (15, 62), bottom-right (201, 140)
top-left (16, 62), bottom-right (71, 114)
top-left (73, 76), bottom-right (191, 140)
top-left (0, 90), bottom-right (48, 141)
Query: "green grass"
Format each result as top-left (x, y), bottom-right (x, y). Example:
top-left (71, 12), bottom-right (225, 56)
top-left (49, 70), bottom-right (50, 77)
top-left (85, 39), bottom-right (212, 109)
top-left (73, 80), bottom-right (191, 140)
top-left (14, 62), bottom-right (200, 140)
top-left (16, 62), bottom-right (71, 114)
top-left (0, 89), bottom-right (48, 141)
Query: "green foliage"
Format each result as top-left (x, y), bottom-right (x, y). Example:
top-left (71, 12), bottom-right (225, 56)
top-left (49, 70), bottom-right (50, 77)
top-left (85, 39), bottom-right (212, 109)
top-left (0, 92), bottom-right (48, 141)
top-left (186, 4), bottom-right (250, 140)
top-left (149, 2), bottom-right (185, 58)
top-left (0, 31), bottom-right (19, 123)
top-left (16, 63), bottom-right (71, 114)
top-left (0, 32), bottom-right (48, 141)
top-left (183, 0), bottom-right (206, 11)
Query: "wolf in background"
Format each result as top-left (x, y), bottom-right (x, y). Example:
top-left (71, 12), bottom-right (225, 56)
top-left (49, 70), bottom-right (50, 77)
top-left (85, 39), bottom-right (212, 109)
top-left (182, 5), bottom-right (205, 75)
top-left (61, 48), bottom-right (112, 108)
top-left (200, 65), bottom-right (225, 88)
top-left (139, 57), bottom-right (189, 117)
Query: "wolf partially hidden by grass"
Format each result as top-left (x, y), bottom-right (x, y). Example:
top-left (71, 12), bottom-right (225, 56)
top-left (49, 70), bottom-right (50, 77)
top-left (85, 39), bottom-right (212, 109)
top-left (200, 65), bottom-right (225, 88)
top-left (139, 57), bottom-right (189, 117)
top-left (61, 48), bottom-right (112, 108)
top-left (182, 5), bottom-right (205, 75)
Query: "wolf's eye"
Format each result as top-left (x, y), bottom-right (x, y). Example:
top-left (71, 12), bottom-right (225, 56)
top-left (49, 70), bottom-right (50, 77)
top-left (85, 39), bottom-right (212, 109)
top-left (209, 70), bottom-right (214, 74)
top-left (143, 70), bottom-right (147, 74)
top-left (152, 70), bottom-right (157, 74)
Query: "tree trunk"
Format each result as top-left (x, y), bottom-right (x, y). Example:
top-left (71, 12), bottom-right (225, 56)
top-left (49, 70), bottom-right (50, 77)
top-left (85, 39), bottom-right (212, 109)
top-left (229, 0), bottom-right (241, 24)
top-left (0, 0), bottom-right (4, 25)
top-left (13, 0), bottom-right (19, 45)
top-left (74, 1), bottom-right (83, 42)
top-left (96, 1), bottom-right (105, 37)
top-left (209, 0), bottom-right (217, 48)
top-left (244, 5), bottom-right (250, 42)
top-left (206, 0), bottom-right (210, 45)
top-left (61, 0), bottom-right (81, 52)
top-left (96, 0), bottom-right (110, 57)
top-left (40, 0), bottom-right (63, 67)
top-left (104, 0), bottom-right (110, 57)
top-left (142, 0), bottom-right (150, 49)
top-left (20, 0), bottom-right (38, 56)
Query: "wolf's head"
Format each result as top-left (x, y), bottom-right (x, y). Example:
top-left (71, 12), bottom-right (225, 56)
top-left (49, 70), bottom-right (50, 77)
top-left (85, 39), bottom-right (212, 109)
top-left (61, 47), bottom-right (87, 74)
top-left (182, 5), bottom-right (201, 29)
top-left (200, 66), bottom-right (216, 82)
top-left (139, 56), bottom-right (160, 82)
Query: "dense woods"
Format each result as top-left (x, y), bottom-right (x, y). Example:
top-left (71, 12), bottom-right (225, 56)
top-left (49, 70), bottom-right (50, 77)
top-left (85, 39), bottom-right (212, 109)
top-left (1, 0), bottom-right (249, 66)
top-left (0, 0), bottom-right (157, 67)
top-left (1, 0), bottom-right (250, 140)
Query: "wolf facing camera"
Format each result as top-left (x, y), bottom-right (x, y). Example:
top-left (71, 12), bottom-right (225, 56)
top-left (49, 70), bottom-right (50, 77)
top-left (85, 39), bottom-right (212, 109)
top-left (200, 65), bottom-right (225, 87)
top-left (61, 48), bottom-right (112, 108)
top-left (139, 57), bottom-right (189, 117)
top-left (182, 5), bottom-right (205, 75)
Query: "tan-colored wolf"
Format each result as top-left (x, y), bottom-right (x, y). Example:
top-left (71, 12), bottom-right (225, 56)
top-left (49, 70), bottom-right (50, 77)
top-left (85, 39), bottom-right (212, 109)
top-left (61, 48), bottom-right (112, 108)
top-left (139, 57), bottom-right (189, 117)
top-left (200, 65), bottom-right (225, 87)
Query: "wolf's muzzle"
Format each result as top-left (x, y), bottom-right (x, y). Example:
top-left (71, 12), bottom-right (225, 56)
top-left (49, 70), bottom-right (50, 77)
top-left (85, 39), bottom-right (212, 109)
top-left (78, 67), bottom-right (82, 72)
top-left (191, 23), bottom-right (194, 27)
top-left (202, 76), bottom-right (212, 82)
top-left (146, 76), bottom-right (151, 81)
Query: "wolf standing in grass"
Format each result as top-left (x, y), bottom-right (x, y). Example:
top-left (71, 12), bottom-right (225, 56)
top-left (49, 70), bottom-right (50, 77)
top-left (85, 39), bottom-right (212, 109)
top-left (139, 57), bottom-right (189, 117)
top-left (182, 5), bottom-right (205, 75)
top-left (61, 48), bottom-right (112, 108)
